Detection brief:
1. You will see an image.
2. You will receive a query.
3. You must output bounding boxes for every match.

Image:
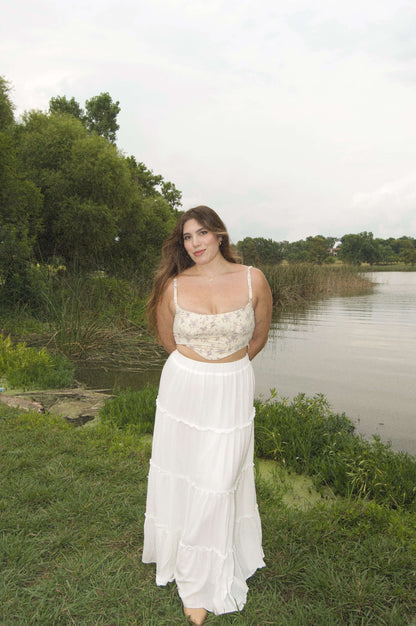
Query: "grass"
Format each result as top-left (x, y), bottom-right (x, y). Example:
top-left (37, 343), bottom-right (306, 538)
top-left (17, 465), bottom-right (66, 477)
top-left (262, 264), bottom-right (373, 308)
top-left (254, 391), bottom-right (416, 511)
top-left (361, 263), bottom-right (416, 272)
top-left (2, 403), bottom-right (416, 624)
top-left (99, 383), bottom-right (158, 433)
top-left (0, 305), bottom-right (46, 338)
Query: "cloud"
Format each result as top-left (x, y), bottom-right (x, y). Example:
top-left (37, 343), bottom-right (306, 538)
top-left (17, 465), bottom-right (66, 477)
top-left (2, 0), bottom-right (416, 243)
top-left (351, 173), bottom-right (416, 237)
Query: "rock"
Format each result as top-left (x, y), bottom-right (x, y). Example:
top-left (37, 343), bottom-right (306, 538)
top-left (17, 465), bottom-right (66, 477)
top-left (0, 388), bottom-right (112, 426)
top-left (0, 394), bottom-right (45, 413)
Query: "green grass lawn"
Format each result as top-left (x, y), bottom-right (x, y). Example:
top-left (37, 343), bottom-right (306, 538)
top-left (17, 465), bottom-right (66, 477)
top-left (1, 406), bottom-right (416, 625)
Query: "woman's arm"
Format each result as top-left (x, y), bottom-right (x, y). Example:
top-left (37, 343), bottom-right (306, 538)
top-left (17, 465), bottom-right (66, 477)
top-left (248, 267), bottom-right (273, 360)
top-left (156, 279), bottom-right (177, 354)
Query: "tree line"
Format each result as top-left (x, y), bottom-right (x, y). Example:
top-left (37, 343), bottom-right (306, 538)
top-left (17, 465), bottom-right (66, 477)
top-left (0, 76), bottom-right (181, 305)
top-left (236, 232), bottom-right (416, 266)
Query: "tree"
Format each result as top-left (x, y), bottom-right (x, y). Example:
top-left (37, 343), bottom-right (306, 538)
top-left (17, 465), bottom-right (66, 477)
top-left (49, 95), bottom-right (84, 120)
top-left (160, 180), bottom-right (182, 211)
top-left (375, 238), bottom-right (399, 264)
top-left (0, 81), bottom-right (183, 295)
top-left (16, 111), bottom-right (129, 269)
top-left (236, 237), bottom-right (286, 265)
top-left (15, 108), bottom-right (180, 275)
top-left (111, 195), bottom-right (177, 277)
top-left (126, 157), bottom-right (182, 210)
top-left (0, 78), bottom-right (43, 303)
top-left (400, 239), bottom-right (416, 266)
top-left (84, 92), bottom-right (120, 143)
top-left (285, 239), bottom-right (309, 263)
top-left (126, 156), bottom-right (163, 192)
top-left (307, 236), bottom-right (333, 264)
top-left (237, 238), bottom-right (260, 265)
top-left (0, 76), bottom-right (15, 130)
top-left (338, 232), bottom-right (382, 265)
top-left (48, 92), bottom-right (121, 143)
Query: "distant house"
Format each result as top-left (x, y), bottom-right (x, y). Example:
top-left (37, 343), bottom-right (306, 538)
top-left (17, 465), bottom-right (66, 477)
top-left (328, 242), bottom-right (342, 257)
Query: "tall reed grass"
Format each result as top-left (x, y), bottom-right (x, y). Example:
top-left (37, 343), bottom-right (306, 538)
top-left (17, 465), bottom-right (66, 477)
top-left (262, 263), bottom-right (373, 307)
top-left (41, 274), bottom-right (148, 359)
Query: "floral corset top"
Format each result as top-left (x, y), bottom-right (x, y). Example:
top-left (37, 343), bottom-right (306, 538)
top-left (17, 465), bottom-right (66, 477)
top-left (173, 266), bottom-right (255, 360)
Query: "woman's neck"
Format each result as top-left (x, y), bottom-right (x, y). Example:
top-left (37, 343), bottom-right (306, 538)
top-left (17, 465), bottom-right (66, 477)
top-left (192, 255), bottom-right (230, 279)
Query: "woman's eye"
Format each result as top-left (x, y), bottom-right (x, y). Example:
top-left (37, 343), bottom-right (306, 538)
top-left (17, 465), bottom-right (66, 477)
top-left (200, 230), bottom-right (208, 235)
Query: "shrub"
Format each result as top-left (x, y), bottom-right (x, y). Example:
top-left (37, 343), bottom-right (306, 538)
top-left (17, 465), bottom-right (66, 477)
top-left (99, 383), bottom-right (157, 434)
top-left (254, 391), bottom-right (354, 471)
top-left (0, 335), bottom-right (74, 390)
top-left (255, 391), bottom-right (416, 511)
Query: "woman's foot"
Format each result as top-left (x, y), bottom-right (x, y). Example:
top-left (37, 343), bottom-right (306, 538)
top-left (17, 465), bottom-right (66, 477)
top-left (183, 606), bottom-right (207, 625)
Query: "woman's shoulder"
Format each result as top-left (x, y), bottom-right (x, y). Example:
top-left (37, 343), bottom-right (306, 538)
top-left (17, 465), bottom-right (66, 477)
top-left (160, 276), bottom-right (175, 300)
top-left (237, 263), bottom-right (262, 273)
top-left (248, 266), bottom-right (271, 295)
top-left (246, 265), bottom-right (267, 280)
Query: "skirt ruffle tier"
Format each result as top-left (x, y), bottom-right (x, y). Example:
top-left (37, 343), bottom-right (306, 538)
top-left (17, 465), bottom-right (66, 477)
top-left (142, 350), bottom-right (265, 615)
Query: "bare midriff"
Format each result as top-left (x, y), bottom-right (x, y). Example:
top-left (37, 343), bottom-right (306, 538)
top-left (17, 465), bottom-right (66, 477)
top-left (176, 344), bottom-right (248, 363)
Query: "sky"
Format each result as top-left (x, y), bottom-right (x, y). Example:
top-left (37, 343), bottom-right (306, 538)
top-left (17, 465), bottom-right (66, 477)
top-left (2, 0), bottom-right (416, 243)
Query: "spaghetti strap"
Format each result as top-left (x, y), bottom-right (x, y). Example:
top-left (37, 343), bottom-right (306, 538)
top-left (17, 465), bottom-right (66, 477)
top-left (247, 266), bottom-right (253, 302)
top-left (173, 277), bottom-right (178, 308)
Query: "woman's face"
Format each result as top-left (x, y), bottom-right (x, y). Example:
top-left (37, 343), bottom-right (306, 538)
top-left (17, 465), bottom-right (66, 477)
top-left (182, 218), bottom-right (222, 265)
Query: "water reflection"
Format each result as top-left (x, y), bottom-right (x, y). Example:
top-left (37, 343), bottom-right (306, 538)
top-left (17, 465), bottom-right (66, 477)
top-left (75, 362), bottom-right (163, 392)
top-left (254, 272), bottom-right (416, 455)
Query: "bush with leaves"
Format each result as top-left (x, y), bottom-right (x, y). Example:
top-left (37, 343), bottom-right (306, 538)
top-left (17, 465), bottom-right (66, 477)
top-left (0, 335), bottom-right (73, 390)
top-left (255, 390), bottom-right (416, 510)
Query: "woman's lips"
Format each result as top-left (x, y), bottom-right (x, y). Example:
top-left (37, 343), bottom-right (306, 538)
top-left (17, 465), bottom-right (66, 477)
top-left (193, 250), bottom-right (205, 257)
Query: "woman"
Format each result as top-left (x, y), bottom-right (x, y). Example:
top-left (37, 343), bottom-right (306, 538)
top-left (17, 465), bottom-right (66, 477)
top-left (143, 206), bottom-right (272, 625)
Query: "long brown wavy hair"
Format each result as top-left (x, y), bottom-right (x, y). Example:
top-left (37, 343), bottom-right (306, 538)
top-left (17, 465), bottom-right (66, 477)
top-left (146, 206), bottom-right (240, 334)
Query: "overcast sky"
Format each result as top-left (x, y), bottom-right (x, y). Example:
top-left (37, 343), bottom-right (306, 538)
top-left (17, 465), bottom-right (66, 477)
top-left (2, 0), bottom-right (416, 243)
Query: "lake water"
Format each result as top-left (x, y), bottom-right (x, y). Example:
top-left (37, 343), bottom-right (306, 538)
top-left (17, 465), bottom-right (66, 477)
top-left (254, 272), bottom-right (416, 455)
top-left (76, 272), bottom-right (416, 455)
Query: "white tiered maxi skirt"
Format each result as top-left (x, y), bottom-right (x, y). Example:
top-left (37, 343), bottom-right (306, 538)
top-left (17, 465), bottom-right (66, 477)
top-left (142, 350), bottom-right (265, 616)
